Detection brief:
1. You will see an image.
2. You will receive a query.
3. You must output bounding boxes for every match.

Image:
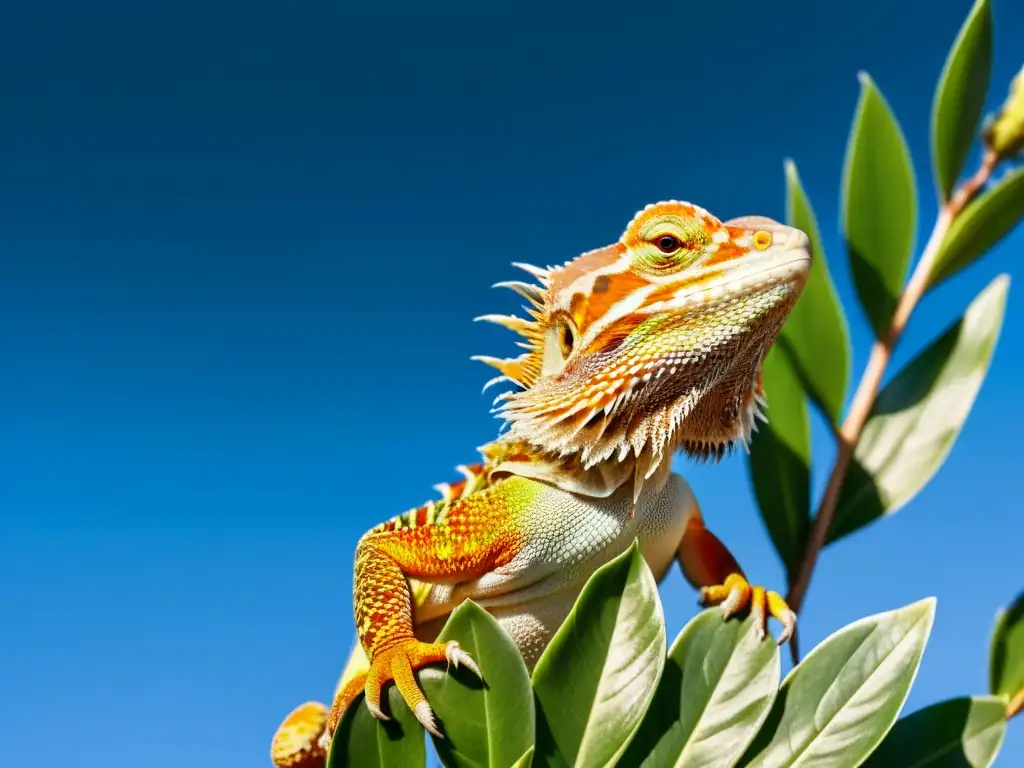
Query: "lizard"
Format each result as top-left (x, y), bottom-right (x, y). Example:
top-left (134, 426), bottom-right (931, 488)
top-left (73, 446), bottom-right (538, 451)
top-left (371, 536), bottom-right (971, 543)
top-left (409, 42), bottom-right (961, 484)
top-left (269, 200), bottom-right (812, 768)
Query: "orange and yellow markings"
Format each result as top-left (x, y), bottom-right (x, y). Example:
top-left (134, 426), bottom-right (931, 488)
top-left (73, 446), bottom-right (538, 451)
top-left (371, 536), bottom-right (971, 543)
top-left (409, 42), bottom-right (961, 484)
top-left (576, 269), bottom-right (650, 330)
top-left (354, 483), bottom-right (529, 659)
top-left (704, 243), bottom-right (750, 266)
top-left (548, 243), bottom-right (624, 293)
top-left (369, 463), bottom-right (490, 536)
top-left (582, 314), bottom-right (648, 356)
top-left (270, 701), bottom-right (328, 768)
top-left (638, 270), bottom-right (727, 309)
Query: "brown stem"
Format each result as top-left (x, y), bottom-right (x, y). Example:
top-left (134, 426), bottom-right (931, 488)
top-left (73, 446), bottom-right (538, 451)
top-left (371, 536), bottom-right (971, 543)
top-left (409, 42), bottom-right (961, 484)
top-left (785, 150), bottom-right (999, 662)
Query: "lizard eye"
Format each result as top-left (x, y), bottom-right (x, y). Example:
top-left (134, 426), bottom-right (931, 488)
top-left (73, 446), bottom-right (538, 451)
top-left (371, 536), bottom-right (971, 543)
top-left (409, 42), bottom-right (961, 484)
top-left (656, 234), bottom-right (681, 253)
top-left (557, 317), bottom-right (575, 358)
top-left (630, 212), bottom-right (709, 276)
top-left (753, 230), bottom-right (772, 250)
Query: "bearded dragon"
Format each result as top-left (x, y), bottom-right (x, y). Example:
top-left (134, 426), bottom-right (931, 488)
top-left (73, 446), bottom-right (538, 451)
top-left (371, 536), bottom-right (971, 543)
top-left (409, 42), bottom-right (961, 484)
top-left (270, 201), bottom-right (812, 768)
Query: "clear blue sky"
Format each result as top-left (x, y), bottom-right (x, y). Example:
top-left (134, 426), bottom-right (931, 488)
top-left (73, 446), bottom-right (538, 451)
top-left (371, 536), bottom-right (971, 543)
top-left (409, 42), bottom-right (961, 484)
top-left (2, 1), bottom-right (1022, 765)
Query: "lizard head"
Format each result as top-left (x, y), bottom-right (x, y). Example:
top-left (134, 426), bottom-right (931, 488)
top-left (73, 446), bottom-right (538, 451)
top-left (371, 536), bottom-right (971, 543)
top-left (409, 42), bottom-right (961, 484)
top-left (475, 200), bottom-right (811, 480)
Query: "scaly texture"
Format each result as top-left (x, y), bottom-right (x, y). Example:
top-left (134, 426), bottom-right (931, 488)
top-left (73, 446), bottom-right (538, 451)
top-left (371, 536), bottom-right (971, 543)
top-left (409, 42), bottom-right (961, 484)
top-left (270, 201), bottom-right (812, 767)
top-left (353, 481), bottom-right (528, 659)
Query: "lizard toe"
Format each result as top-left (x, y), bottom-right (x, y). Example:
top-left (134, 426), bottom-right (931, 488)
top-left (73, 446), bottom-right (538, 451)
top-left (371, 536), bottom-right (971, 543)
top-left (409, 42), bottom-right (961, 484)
top-left (445, 641), bottom-right (482, 680)
top-left (751, 586), bottom-right (768, 641)
top-left (700, 573), bottom-right (796, 644)
top-left (365, 696), bottom-right (390, 722)
top-left (721, 584), bottom-right (747, 620)
top-left (701, 573), bottom-right (751, 620)
top-left (356, 638), bottom-right (470, 738)
top-left (768, 591), bottom-right (797, 646)
top-left (413, 701), bottom-right (443, 739)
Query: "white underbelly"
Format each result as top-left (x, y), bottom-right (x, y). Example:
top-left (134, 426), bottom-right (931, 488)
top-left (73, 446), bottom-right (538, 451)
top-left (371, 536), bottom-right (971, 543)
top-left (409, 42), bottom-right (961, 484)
top-left (413, 472), bottom-right (698, 667)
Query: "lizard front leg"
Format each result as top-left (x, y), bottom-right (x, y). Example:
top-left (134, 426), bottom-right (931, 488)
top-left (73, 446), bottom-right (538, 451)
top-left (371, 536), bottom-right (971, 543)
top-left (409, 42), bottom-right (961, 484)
top-left (324, 484), bottom-right (523, 743)
top-left (677, 514), bottom-right (796, 644)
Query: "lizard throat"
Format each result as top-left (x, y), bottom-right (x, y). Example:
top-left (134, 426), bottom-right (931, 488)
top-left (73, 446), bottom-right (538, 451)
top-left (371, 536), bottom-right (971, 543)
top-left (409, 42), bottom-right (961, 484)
top-left (493, 286), bottom-right (798, 486)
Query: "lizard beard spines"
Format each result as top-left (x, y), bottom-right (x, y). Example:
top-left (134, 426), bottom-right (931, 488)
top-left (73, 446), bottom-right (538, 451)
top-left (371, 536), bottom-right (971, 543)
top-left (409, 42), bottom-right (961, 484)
top-left (471, 353), bottom-right (541, 389)
top-left (510, 262), bottom-right (553, 284)
top-left (492, 280), bottom-right (546, 307)
top-left (494, 340), bottom-right (771, 475)
top-left (680, 440), bottom-right (731, 462)
top-left (472, 265), bottom-right (554, 390)
top-left (496, 365), bottom-right (702, 472)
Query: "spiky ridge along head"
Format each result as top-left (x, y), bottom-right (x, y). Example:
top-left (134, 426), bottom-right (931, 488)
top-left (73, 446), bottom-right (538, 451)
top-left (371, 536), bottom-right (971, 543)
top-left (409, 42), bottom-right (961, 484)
top-left (475, 201), bottom-right (811, 479)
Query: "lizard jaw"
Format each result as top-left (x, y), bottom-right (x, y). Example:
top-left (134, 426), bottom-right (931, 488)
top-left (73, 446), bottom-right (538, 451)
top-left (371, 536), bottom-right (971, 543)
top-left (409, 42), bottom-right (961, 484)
top-left (496, 281), bottom-right (801, 471)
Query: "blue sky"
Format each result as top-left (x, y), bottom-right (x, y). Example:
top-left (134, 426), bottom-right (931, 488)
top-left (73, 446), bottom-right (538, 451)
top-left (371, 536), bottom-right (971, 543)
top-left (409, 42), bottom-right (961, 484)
top-left (2, 1), bottom-right (1023, 765)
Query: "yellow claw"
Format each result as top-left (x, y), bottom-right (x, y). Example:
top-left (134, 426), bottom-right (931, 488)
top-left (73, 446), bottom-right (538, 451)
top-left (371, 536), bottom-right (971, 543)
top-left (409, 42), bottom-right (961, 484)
top-left (699, 572), bottom-right (796, 645)
top-left (326, 638), bottom-right (483, 742)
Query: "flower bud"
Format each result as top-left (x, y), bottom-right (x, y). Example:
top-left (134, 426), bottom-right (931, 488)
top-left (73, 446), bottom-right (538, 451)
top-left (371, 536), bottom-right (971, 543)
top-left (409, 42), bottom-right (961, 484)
top-left (983, 64), bottom-right (1024, 159)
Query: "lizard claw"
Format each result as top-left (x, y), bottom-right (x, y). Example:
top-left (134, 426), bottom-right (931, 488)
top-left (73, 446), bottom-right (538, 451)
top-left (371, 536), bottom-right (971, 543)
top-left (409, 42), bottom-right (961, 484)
top-left (446, 640), bottom-right (482, 679)
top-left (413, 701), bottom-right (442, 738)
top-left (700, 573), bottom-right (797, 646)
top-left (720, 583), bottom-right (748, 619)
top-left (774, 604), bottom-right (797, 646)
top-left (700, 573), bottom-right (750, 620)
top-left (365, 697), bottom-right (390, 722)
top-left (325, 638), bottom-right (482, 740)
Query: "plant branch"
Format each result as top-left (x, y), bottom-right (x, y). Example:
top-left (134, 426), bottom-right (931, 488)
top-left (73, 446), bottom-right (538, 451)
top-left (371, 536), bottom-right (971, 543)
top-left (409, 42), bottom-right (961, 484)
top-left (784, 150), bottom-right (999, 661)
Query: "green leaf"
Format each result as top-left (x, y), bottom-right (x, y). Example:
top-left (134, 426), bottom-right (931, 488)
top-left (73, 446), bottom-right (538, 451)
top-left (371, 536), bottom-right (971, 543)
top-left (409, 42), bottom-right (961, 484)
top-left (421, 601), bottom-right (535, 768)
top-left (510, 747), bottom-right (536, 768)
top-left (862, 696), bottom-right (1007, 768)
top-left (328, 682), bottom-right (426, 768)
top-left (829, 275), bottom-right (1009, 542)
top-left (928, 167), bottom-right (1024, 290)
top-left (931, 0), bottom-right (993, 201)
top-left (990, 590), bottom-right (1024, 701)
top-left (778, 158), bottom-right (851, 423)
top-left (842, 72), bottom-right (918, 339)
top-left (740, 597), bottom-right (936, 768)
top-left (622, 608), bottom-right (780, 768)
top-left (532, 540), bottom-right (666, 768)
top-left (747, 346), bottom-right (811, 575)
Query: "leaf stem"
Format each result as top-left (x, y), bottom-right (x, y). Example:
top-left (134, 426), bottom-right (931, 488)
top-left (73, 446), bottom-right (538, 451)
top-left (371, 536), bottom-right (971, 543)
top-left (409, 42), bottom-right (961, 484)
top-left (785, 150), bottom-right (999, 661)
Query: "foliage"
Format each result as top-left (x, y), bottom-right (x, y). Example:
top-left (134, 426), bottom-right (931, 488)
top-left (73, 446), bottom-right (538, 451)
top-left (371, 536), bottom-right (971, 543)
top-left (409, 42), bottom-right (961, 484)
top-left (929, 167), bottom-right (1024, 289)
top-left (930, 0), bottom-right (993, 202)
top-left (827, 275), bottom-right (1008, 542)
top-left (325, 546), bottom-right (1023, 767)
top-left (749, 0), bottom-right (1018, 558)
top-left (318, 2), bottom-right (1024, 766)
top-left (329, 544), bottom-right (942, 768)
top-left (991, 591), bottom-right (1024, 717)
top-left (841, 71), bottom-right (918, 340)
top-left (741, 0), bottom-right (1024, 763)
